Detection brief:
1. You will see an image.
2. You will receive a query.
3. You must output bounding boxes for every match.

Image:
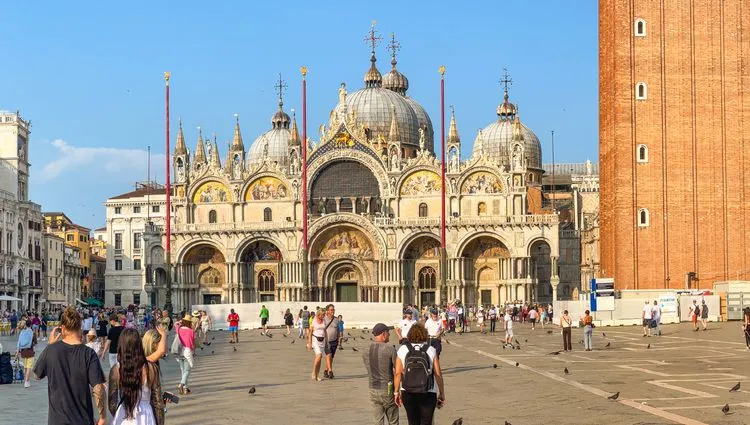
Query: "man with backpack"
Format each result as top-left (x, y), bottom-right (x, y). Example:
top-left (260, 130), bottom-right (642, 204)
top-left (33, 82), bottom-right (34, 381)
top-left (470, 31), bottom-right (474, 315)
top-left (394, 323), bottom-right (445, 425)
top-left (363, 323), bottom-right (398, 425)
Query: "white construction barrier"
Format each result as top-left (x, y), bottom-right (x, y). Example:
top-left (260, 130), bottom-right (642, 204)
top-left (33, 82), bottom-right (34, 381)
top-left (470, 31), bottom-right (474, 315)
top-left (191, 302), bottom-right (403, 330)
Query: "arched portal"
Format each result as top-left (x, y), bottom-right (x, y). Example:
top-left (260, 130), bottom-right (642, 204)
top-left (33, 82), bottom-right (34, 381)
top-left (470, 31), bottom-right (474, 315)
top-left (310, 225), bottom-right (376, 302)
top-left (530, 240), bottom-right (552, 302)
top-left (400, 234), bottom-right (441, 306)
top-left (460, 236), bottom-right (510, 306)
top-left (238, 239), bottom-right (283, 302)
top-left (183, 244), bottom-right (226, 305)
top-left (310, 160), bottom-right (381, 215)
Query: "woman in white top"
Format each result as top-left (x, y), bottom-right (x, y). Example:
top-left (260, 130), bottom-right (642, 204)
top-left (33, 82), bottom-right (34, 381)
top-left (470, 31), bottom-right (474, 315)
top-left (199, 311), bottom-right (211, 345)
top-left (307, 309), bottom-right (326, 381)
top-left (476, 307), bottom-right (485, 334)
top-left (394, 323), bottom-right (446, 425)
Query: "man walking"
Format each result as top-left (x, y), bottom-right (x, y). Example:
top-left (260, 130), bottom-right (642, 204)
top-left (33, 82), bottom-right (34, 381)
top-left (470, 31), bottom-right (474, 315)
top-left (700, 299), bottom-right (709, 331)
top-left (503, 308), bottom-right (514, 347)
top-left (396, 308), bottom-right (415, 345)
top-left (642, 301), bottom-right (653, 337)
top-left (103, 313), bottom-right (123, 368)
top-left (259, 305), bottom-right (270, 336)
top-left (323, 304), bottom-right (340, 379)
top-left (301, 305), bottom-right (311, 339)
top-left (425, 308), bottom-right (444, 357)
top-left (35, 307), bottom-right (107, 425)
top-left (227, 308), bottom-right (240, 343)
top-left (363, 323), bottom-right (398, 425)
top-left (652, 300), bottom-right (662, 336)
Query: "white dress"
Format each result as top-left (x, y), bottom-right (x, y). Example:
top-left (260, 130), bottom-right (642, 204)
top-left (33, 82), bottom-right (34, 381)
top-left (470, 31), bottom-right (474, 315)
top-left (113, 383), bottom-right (156, 425)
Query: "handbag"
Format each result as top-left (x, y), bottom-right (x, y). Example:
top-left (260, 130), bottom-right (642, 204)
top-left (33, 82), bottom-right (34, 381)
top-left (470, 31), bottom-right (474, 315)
top-left (170, 332), bottom-right (184, 356)
top-left (19, 348), bottom-right (34, 358)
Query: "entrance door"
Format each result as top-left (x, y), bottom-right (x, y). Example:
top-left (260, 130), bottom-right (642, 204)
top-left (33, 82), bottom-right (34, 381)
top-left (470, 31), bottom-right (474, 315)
top-left (336, 283), bottom-right (358, 302)
top-left (260, 294), bottom-right (275, 302)
top-left (203, 294), bottom-right (221, 305)
top-left (420, 291), bottom-right (436, 309)
top-left (481, 290), bottom-right (492, 307)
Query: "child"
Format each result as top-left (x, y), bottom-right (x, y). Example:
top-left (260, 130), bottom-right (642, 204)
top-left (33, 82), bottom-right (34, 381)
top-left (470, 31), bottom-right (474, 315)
top-left (337, 315), bottom-right (344, 347)
top-left (85, 328), bottom-right (102, 365)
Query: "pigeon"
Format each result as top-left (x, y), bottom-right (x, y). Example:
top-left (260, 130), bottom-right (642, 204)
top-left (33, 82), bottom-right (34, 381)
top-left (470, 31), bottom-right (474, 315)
top-left (444, 339), bottom-right (451, 345)
top-left (605, 342), bottom-right (611, 348)
top-left (505, 422), bottom-right (512, 425)
top-left (646, 344), bottom-right (650, 349)
top-left (233, 346), bottom-right (238, 352)
top-left (211, 350), bottom-right (215, 354)
top-left (721, 403), bottom-right (730, 415)
top-left (291, 339), bottom-right (295, 344)
top-left (729, 382), bottom-right (740, 392)
top-left (547, 330), bottom-right (553, 334)
top-left (515, 362), bottom-right (519, 367)
top-left (200, 347), bottom-right (204, 350)
top-left (524, 339), bottom-right (528, 343)
top-left (339, 346), bottom-right (344, 350)
top-left (549, 350), bottom-right (562, 355)
top-left (564, 367), bottom-right (569, 375)
top-left (283, 334), bottom-right (287, 338)
top-left (352, 347), bottom-right (359, 352)
top-left (211, 337), bottom-right (215, 341)
top-left (515, 339), bottom-right (520, 345)
top-left (370, 337), bottom-right (373, 341)
top-left (602, 332), bottom-right (606, 337)
top-left (493, 364), bottom-right (498, 368)
top-left (452, 418), bottom-right (463, 425)
top-left (607, 392), bottom-right (620, 400)
top-left (248, 386), bottom-right (256, 394)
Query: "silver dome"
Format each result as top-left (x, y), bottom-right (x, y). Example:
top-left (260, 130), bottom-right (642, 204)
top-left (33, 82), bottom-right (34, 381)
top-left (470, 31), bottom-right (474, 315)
top-left (335, 87), bottom-right (423, 148)
top-left (248, 128), bottom-right (292, 166)
top-left (475, 119), bottom-right (542, 170)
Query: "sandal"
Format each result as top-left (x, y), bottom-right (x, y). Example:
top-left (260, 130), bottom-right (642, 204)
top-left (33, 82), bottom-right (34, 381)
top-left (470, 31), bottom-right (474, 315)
top-left (177, 384), bottom-right (185, 395)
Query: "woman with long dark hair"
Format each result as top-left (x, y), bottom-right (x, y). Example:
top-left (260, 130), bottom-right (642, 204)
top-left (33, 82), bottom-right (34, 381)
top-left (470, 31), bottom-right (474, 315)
top-left (108, 325), bottom-right (168, 425)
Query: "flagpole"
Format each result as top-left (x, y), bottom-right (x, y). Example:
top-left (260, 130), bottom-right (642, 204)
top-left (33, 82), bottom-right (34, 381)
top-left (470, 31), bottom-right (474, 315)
top-left (301, 66), bottom-right (309, 302)
top-left (440, 65), bottom-right (447, 305)
top-left (164, 71), bottom-right (173, 314)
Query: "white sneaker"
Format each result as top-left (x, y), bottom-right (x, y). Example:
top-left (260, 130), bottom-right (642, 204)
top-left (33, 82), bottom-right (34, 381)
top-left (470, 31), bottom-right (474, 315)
top-left (24, 381), bottom-right (30, 388)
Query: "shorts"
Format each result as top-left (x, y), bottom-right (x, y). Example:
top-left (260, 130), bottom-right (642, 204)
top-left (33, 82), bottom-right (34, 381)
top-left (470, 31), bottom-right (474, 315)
top-left (32, 324), bottom-right (39, 332)
top-left (261, 318), bottom-right (268, 326)
top-left (642, 319), bottom-right (651, 327)
top-left (429, 338), bottom-right (442, 357)
top-left (312, 337), bottom-right (325, 355)
top-left (530, 318), bottom-right (536, 324)
top-left (19, 356), bottom-right (34, 369)
top-left (505, 328), bottom-right (514, 338)
top-left (477, 318), bottom-right (484, 325)
top-left (108, 353), bottom-right (118, 368)
top-left (326, 341), bottom-right (338, 357)
top-left (228, 326), bottom-right (238, 332)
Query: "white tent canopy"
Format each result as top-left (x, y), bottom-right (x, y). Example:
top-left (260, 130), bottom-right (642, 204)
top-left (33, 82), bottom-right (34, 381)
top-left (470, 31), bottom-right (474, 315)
top-left (0, 295), bottom-right (22, 301)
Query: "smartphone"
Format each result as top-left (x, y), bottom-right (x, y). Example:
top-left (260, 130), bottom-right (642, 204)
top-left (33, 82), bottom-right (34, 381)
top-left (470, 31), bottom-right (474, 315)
top-left (162, 391), bottom-right (180, 404)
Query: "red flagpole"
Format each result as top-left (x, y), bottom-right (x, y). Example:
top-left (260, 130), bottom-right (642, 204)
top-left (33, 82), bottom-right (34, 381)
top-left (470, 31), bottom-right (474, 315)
top-left (164, 71), bottom-right (173, 312)
top-left (440, 66), bottom-right (446, 250)
top-left (301, 66), bottom-right (309, 301)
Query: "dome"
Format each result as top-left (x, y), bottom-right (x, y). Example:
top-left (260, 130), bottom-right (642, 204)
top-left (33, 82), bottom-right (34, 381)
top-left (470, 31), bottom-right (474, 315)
top-left (336, 87), bottom-right (424, 149)
top-left (475, 118), bottom-right (542, 170)
top-left (248, 128), bottom-right (292, 166)
top-left (383, 61), bottom-right (409, 95)
top-left (404, 97), bottom-right (434, 152)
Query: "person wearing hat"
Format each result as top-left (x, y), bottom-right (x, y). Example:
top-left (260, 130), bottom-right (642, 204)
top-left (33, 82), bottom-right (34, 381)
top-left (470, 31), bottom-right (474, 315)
top-left (396, 308), bottom-right (416, 345)
top-left (175, 313), bottom-right (196, 395)
top-left (363, 323), bottom-right (398, 425)
top-left (424, 308), bottom-right (444, 358)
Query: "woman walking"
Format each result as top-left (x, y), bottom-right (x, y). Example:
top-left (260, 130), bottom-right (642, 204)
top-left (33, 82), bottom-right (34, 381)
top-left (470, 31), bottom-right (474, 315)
top-left (560, 310), bottom-right (573, 352)
top-left (175, 314), bottom-right (195, 395)
top-left (297, 309), bottom-right (304, 339)
top-left (108, 326), bottom-right (167, 425)
top-left (200, 311), bottom-right (211, 345)
top-left (476, 306), bottom-right (485, 334)
top-left (16, 319), bottom-right (35, 388)
top-left (307, 309), bottom-right (326, 381)
top-left (394, 323), bottom-right (446, 425)
top-left (581, 310), bottom-right (593, 351)
top-left (284, 309), bottom-right (294, 336)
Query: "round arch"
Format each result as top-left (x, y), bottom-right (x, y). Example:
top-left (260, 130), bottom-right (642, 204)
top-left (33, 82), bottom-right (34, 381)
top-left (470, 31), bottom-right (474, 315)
top-left (454, 231), bottom-right (511, 259)
top-left (397, 231), bottom-right (441, 260)
top-left (321, 258), bottom-right (370, 288)
top-left (397, 168), bottom-right (442, 197)
top-left (306, 214), bottom-right (386, 259)
top-left (235, 236), bottom-right (288, 263)
top-left (188, 178), bottom-right (233, 204)
top-left (457, 167), bottom-right (507, 195)
top-left (176, 239), bottom-right (225, 264)
top-left (525, 236), bottom-right (554, 257)
top-left (241, 172), bottom-right (291, 202)
top-left (306, 151), bottom-right (388, 198)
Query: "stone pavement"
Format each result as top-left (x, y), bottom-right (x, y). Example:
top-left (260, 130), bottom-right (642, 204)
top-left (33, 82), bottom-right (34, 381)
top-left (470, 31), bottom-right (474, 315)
top-left (1, 322), bottom-right (748, 424)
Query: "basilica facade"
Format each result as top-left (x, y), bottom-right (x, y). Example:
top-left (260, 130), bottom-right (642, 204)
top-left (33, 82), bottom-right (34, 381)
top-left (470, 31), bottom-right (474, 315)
top-left (149, 41), bottom-right (560, 311)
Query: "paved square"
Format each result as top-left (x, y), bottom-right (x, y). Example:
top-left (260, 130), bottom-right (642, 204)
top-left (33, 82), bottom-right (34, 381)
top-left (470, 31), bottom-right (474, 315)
top-left (1, 322), bottom-right (748, 424)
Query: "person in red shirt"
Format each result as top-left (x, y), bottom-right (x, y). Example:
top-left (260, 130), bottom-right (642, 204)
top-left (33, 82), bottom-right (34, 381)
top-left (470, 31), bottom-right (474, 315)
top-left (227, 309), bottom-right (240, 344)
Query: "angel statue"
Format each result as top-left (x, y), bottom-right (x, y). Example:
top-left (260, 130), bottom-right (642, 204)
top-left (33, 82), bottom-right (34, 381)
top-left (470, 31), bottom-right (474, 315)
top-left (418, 127), bottom-right (425, 151)
top-left (338, 82), bottom-right (347, 103)
top-left (319, 123), bottom-right (326, 141)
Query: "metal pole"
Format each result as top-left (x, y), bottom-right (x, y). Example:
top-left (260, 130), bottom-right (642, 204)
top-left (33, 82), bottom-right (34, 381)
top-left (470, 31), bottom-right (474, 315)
top-left (551, 130), bottom-right (555, 211)
top-left (439, 65), bottom-right (447, 305)
top-left (301, 66), bottom-right (309, 302)
top-left (164, 72), bottom-right (173, 314)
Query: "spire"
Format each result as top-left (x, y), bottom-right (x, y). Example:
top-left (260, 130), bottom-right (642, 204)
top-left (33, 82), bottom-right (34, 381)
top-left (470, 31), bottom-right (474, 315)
top-left (210, 134), bottom-right (221, 169)
top-left (289, 109), bottom-right (300, 146)
top-left (231, 114), bottom-right (244, 151)
top-left (271, 74), bottom-right (291, 129)
top-left (363, 21), bottom-right (383, 88)
top-left (174, 118), bottom-right (187, 155)
top-left (388, 32), bottom-right (400, 70)
top-left (497, 67), bottom-right (517, 120)
top-left (447, 106), bottom-right (460, 144)
top-left (224, 142), bottom-right (233, 174)
top-left (383, 32), bottom-right (408, 95)
top-left (512, 115), bottom-right (524, 141)
top-left (474, 130), bottom-right (485, 155)
top-left (194, 127), bottom-right (207, 163)
top-left (388, 104), bottom-right (400, 141)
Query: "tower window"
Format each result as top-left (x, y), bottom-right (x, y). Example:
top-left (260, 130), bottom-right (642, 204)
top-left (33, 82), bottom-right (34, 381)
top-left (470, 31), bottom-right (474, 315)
top-left (208, 210), bottom-right (217, 224)
top-left (263, 207), bottom-right (272, 222)
top-left (636, 82), bottom-right (647, 100)
top-left (418, 203), bottom-right (428, 218)
top-left (637, 144), bottom-right (649, 163)
top-left (634, 19), bottom-right (646, 36)
top-left (638, 208), bottom-right (650, 227)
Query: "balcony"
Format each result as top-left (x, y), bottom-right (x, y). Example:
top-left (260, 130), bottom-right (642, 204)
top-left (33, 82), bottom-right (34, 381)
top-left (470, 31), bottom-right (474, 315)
top-left (374, 216), bottom-right (440, 227)
top-left (173, 221), bottom-right (300, 233)
top-left (114, 248), bottom-right (123, 256)
top-left (132, 248), bottom-right (141, 255)
top-left (560, 229), bottom-right (580, 239)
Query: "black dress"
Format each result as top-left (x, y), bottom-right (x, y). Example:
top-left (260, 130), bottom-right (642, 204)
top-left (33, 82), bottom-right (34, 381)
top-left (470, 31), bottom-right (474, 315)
top-left (284, 313), bottom-right (294, 326)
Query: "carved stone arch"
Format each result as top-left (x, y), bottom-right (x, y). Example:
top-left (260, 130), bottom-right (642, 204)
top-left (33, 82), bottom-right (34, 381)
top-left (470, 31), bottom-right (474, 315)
top-left (397, 167), bottom-right (442, 198)
top-left (176, 238), bottom-right (226, 264)
top-left (397, 231), bottom-right (441, 259)
top-left (321, 258), bottom-right (370, 288)
top-left (234, 235), bottom-right (288, 263)
top-left (242, 173), bottom-right (291, 202)
top-left (457, 167), bottom-right (508, 196)
top-left (306, 214), bottom-right (386, 260)
top-left (306, 150), bottom-right (389, 198)
top-left (525, 236), bottom-right (554, 257)
top-left (188, 177), bottom-right (233, 203)
top-left (454, 231), bottom-right (511, 259)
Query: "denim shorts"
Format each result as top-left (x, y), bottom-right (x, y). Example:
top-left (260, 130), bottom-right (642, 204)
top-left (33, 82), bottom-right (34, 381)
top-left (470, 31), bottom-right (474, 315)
top-left (228, 326), bottom-right (238, 332)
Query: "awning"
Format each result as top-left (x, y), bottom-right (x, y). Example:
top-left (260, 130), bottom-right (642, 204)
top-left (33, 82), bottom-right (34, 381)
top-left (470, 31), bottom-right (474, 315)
top-left (86, 298), bottom-right (103, 307)
top-left (75, 298), bottom-right (88, 305)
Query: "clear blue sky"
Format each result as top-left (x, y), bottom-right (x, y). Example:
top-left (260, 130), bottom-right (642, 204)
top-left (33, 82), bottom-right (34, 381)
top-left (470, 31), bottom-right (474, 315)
top-left (1, 1), bottom-right (598, 230)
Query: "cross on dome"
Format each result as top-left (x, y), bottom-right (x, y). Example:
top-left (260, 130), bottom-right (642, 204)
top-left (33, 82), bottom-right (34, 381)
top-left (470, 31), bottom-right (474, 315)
top-left (365, 20), bottom-right (382, 54)
top-left (274, 73), bottom-right (287, 109)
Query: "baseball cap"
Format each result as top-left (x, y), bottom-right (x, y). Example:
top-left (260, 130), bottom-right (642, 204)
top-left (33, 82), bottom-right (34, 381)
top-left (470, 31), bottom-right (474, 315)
top-left (372, 323), bottom-right (394, 336)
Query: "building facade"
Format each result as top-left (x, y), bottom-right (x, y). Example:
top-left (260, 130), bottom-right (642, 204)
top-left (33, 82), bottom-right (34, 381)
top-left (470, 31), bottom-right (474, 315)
top-left (104, 182), bottom-right (167, 307)
top-left (42, 233), bottom-right (66, 309)
top-left (149, 33), bottom-right (560, 312)
top-left (63, 246), bottom-right (82, 306)
top-left (90, 254), bottom-right (106, 303)
top-left (600, 0), bottom-right (750, 290)
top-left (0, 110), bottom-right (43, 311)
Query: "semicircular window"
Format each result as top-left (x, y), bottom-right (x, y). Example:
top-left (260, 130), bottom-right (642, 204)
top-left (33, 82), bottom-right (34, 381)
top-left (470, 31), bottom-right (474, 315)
top-left (310, 160), bottom-right (380, 214)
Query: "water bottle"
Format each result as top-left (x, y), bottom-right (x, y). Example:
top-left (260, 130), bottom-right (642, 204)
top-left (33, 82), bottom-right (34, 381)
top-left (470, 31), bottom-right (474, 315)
top-left (387, 381), bottom-right (393, 397)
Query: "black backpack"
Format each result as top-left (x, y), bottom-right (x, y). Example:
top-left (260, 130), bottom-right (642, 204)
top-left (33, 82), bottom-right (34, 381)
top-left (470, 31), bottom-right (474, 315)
top-left (402, 344), bottom-right (433, 393)
top-left (694, 305), bottom-right (700, 316)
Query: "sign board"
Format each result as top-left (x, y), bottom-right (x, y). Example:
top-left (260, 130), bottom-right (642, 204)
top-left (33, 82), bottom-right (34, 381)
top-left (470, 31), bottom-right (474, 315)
top-left (591, 278), bottom-right (615, 312)
top-left (597, 296), bottom-right (615, 311)
top-left (658, 294), bottom-right (678, 315)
